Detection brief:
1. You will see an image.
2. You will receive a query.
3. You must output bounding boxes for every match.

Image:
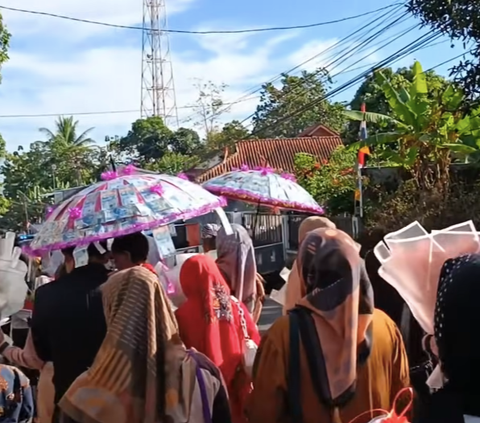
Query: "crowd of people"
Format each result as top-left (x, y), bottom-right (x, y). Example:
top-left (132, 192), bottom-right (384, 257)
top-left (0, 217), bottom-right (478, 423)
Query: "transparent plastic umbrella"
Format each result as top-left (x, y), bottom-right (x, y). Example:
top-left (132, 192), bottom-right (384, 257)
top-left (25, 170), bottom-right (226, 256)
top-left (202, 166), bottom-right (323, 214)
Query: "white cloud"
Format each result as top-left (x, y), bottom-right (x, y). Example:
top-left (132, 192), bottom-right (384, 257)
top-left (0, 0), bottom-right (312, 149)
top-left (0, 0), bottom-right (195, 42)
top-left (0, 0), bottom-right (402, 151)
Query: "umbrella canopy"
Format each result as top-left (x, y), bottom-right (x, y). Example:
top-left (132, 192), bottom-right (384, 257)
top-left (25, 173), bottom-right (225, 255)
top-left (202, 167), bottom-right (323, 214)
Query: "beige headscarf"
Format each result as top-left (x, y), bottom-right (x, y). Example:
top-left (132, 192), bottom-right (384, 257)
top-left (283, 217), bottom-right (336, 314)
top-left (294, 228), bottom-right (373, 411)
top-left (60, 267), bottom-right (199, 423)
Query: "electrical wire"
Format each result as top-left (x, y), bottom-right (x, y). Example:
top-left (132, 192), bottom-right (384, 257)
top-left (0, 39), bottom-right (453, 121)
top-left (0, 3), bottom-right (403, 35)
top-left (238, 11), bottom-right (420, 127)
top-left (426, 49), bottom-right (474, 72)
top-left (245, 30), bottom-right (442, 135)
top-left (0, 96), bottom-right (259, 119)
top-left (178, 4), bottom-right (407, 124)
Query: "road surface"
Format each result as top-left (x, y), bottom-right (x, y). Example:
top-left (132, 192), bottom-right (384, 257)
top-left (258, 297), bottom-right (282, 335)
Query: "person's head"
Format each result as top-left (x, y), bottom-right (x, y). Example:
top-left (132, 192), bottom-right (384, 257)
top-left (298, 216), bottom-right (336, 244)
top-left (67, 266), bottom-right (182, 421)
top-left (111, 233), bottom-right (150, 271)
top-left (61, 242), bottom-right (109, 273)
top-left (179, 254), bottom-right (230, 299)
top-left (216, 223), bottom-right (254, 257)
top-left (297, 228), bottom-right (361, 295)
top-left (201, 224), bottom-right (220, 253)
top-left (216, 224), bottom-right (256, 303)
top-left (435, 254), bottom-right (480, 394)
top-left (54, 263), bottom-right (67, 279)
top-left (296, 228), bottom-right (373, 405)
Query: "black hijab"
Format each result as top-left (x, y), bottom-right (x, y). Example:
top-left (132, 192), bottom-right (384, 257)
top-left (416, 254), bottom-right (480, 422)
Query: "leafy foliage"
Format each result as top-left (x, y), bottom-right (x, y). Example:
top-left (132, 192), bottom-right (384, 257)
top-left (344, 65), bottom-right (449, 144)
top-left (406, 0), bottom-right (480, 101)
top-left (0, 12), bottom-right (10, 77)
top-left (293, 147), bottom-right (358, 215)
top-left (345, 61), bottom-right (480, 191)
top-left (118, 117), bottom-right (201, 164)
top-left (144, 151), bottom-right (200, 175)
top-left (252, 69), bottom-right (346, 138)
top-left (205, 120), bottom-right (250, 152)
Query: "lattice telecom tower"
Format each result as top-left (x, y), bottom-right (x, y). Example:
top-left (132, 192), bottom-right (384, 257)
top-left (140, 0), bottom-right (179, 126)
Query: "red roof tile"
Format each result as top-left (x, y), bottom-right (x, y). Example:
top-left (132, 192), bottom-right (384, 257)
top-left (196, 136), bottom-right (343, 182)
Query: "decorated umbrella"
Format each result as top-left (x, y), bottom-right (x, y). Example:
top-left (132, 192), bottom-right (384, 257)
top-left (202, 165), bottom-right (323, 214)
top-left (25, 168), bottom-right (226, 256)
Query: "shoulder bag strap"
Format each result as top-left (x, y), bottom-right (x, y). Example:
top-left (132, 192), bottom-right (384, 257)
top-left (288, 311), bottom-right (303, 423)
top-left (188, 350), bottom-right (213, 423)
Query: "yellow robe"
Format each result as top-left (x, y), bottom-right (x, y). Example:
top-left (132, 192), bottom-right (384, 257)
top-left (247, 309), bottom-right (410, 423)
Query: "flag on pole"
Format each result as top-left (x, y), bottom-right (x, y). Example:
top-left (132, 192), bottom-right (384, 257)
top-left (354, 103), bottom-right (369, 218)
top-left (358, 103), bottom-right (370, 167)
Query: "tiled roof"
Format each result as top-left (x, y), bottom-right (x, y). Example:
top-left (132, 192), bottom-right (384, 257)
top-left (196, 136), bottom-right (343, 182)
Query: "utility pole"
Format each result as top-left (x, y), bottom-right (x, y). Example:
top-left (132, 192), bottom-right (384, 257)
top-left (141, 0), bottom-right (179, 127)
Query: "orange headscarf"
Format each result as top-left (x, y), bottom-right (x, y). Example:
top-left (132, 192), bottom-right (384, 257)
top-left (283, 217), bottom-right (336, 314)
top-left (175, 255), bottom-right (243, 385)
top-left (293, 228), bottom-right (374, 407)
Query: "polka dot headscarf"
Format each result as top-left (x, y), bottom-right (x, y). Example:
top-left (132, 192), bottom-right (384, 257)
top-left (434, 254), bottom-right (480, 392)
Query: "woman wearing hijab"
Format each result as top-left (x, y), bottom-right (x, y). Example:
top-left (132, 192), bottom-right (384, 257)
top-left (216, 224), bottom-right (264, 321)
top-left (247, 228), bottom-right (410, 423)
top-left (59, 266), bottom-right (231, 423)
top-left (176, 255), bottom-right (261, 423)
top-left (414, 254), bottom-right (480, 423)
top-left (283, 216), bottom-right (336, 314)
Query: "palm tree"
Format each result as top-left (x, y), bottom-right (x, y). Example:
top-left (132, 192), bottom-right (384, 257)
top-left (39, 116), bottom-right (95, 186)
top-left (39, 116), bottom-right (94, 149)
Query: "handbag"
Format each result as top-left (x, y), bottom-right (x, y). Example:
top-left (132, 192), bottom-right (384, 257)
top-left (231, 296), bottom-right (258, 377)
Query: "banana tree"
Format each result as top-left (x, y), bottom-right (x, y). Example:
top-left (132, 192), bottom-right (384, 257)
top-left (345, 61), bottom-right (480, 190)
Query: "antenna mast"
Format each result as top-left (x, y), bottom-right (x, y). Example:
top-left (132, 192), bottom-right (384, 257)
top-left (141, 0), bottom-right (179, 126)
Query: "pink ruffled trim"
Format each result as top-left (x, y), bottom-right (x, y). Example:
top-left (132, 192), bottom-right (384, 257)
top-left (205, 185), bottom-right (323, 214)
top-left (23, 197), bottom-right (227, 256)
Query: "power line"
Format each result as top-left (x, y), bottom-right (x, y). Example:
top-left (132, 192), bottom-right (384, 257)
top-left (178, 4), bottom-right (407, 124)
top-left (0, 96), bottom-right (259, 119)
top-left (238, 10), bottom-right (414, 127)
top-left (0, 42), bottom-right (455, 121)
top-left (426, 49), bottom-right (473, 72)
top-left (246, 30), bottom-right (442, 135)
top-left (0, 3), bottom-right (403, 34)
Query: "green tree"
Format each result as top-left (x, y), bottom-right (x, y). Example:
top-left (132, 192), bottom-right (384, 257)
top-left (118, 117), bottom-right (201, 165)
top-left (345, 61), bottom-right (480, 190)
top-left (170, 128), bottom-right (201, 155)
top-left (0, 11), bottom-right (10, 78)
top-left (344, 65), bottom-right (449, 144)
top-left (252, 69), bottom-right (346, 138)
top-left (145, 151), bottom-right (199, 175)
top-left (293, 147), bottom-right (358, 215)
top-left (39, 116), bottom-right (96, 186)
top-left (206, 120), bottom-right (250, 152)
top-left (406, 0), bottom-right (480, 100)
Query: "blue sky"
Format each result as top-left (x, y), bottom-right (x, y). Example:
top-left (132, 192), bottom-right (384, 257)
top-left (0, 0), bottom-right (471, 151)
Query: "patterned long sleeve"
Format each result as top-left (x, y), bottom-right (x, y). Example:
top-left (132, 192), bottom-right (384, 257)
top-left (3, 329), bottom-right (44, 370)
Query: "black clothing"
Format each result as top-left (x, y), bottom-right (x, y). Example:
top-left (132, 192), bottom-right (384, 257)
top-left (31, 263), bottom-right (109, 404)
